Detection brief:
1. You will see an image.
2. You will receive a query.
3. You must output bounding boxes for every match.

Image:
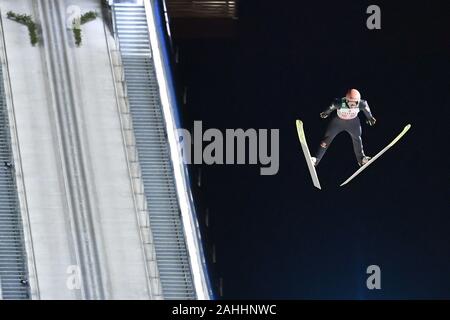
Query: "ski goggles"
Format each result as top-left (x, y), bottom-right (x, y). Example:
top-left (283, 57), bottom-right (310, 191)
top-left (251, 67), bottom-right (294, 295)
top-left (345, 98), bottom-right (360, 106)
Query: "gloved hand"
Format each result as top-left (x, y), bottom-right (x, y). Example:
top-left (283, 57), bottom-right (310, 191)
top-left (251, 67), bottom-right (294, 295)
top-left (320, 112), bottom-right (329, 119)
top-left (366, 117), bottom-right (376, 126)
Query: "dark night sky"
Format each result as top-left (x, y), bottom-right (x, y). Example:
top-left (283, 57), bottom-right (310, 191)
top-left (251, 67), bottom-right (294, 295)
top-left (174, 0), bottom-right (449, 299)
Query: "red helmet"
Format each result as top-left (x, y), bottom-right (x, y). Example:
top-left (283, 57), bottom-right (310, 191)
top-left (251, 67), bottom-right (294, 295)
top-left (346, 89), bottom-right (361, 102)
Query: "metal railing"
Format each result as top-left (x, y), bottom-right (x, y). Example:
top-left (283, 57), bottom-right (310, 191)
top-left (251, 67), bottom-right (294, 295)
top-left (152, 0), bottom-right (213, 299)
top-left (112, 2), bottom-right (196, 299)
top-left (102, 3), bottom-right (163, 299)
top-left (0, 10), bottom-right (34, 300)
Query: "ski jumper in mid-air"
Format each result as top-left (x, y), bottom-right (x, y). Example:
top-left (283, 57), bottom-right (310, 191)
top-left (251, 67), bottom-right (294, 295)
top-left (311, 89), bottom-right (377, 167)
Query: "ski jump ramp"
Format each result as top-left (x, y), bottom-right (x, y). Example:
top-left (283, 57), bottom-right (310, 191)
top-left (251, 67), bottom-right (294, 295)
top-left (0, 0), bottom-right (211, 299)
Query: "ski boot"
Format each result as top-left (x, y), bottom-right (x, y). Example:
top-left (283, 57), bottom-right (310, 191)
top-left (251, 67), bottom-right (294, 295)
top-left (311, 156), bottom-right (317, 167)
top-left (358, 156), bottom-right (371, 167)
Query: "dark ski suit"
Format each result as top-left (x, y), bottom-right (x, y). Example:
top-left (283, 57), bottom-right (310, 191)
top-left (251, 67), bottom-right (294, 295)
top-left (315, 97), bottom-right (376, 165)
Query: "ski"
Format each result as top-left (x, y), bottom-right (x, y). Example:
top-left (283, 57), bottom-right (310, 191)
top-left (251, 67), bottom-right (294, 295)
top-left (340, 124), bottom-right (412, 186)
top-left (296, 120), bottom-right (321, 190)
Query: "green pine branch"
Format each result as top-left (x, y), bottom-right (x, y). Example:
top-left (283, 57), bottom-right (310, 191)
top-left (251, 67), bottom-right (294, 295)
top-left (80, 11), bottom-right (98, 25)
top-left (73, 27), bottom-right (82, 47)
top-left (72, 11), bottom-right (98, 47)
top-left (7, 11), bottom-right (39, 46)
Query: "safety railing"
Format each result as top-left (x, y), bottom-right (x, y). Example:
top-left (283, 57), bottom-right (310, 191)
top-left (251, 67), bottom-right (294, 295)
top-left (0, 9), bottom-right (37, 300)
top-left (102, 3), bottom-right (163, 299)
top-left (145, 0), bottom-right (213, 299)
top-left (112, 1), bottom-right (198, 299)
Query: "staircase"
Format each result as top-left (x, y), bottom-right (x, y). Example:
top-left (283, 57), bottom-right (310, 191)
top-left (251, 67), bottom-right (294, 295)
top-left (0, 64), bottom-right (30, 300)
top-left (113, 3), bottom-right (196, 299)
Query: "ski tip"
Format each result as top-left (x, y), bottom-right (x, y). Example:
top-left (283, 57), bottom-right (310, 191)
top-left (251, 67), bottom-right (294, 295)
top-left (405, 124), bottom-right (412, 131)
top-left (296, 120), bottom-right (304, 132)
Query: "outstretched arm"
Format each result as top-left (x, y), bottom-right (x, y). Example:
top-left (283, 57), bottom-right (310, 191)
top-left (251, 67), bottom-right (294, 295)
top-left (360, 101), bottom-right (376, 126)
top-left (320, 101), bottom-right (337, 118)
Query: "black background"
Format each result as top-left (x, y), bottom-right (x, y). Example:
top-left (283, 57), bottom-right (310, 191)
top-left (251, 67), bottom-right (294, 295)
top-left (175, 0), bottom-right (449, 299)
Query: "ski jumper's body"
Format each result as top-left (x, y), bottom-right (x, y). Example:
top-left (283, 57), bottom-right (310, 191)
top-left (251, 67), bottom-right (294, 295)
top-left (314, 89), bottom-right (377, 166)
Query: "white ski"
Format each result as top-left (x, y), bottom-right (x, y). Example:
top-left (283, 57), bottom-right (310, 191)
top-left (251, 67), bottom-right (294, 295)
top-left (296, 120), bottom-right (321, 190)
top-left (340, 124), bottom-right (412, 186)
